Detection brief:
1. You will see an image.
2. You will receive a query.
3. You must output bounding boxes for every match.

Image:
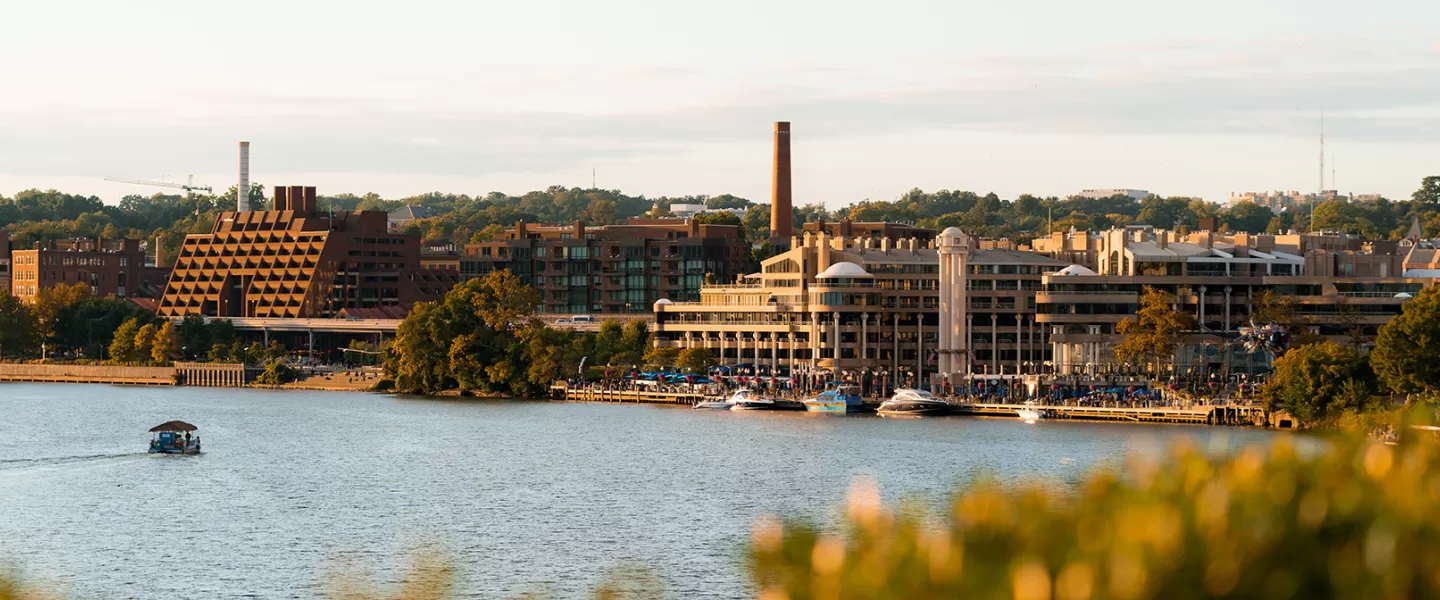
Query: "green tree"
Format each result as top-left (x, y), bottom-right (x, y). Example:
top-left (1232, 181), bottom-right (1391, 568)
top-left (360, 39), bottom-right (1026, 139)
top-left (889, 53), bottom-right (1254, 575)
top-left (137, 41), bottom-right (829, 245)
top-left (594, 319), bottom-right (624, 365)
top-left (0, 290), bottom-right (36, 359)
top-left (643, 346), bottom-right (679, 369)
top-left (109, 318), bottom-right (140, 363)
top-left (620, 319), bottom-right (650, 356)
top-left (151, 321), bottom-right (181, 363)
top-left (1221, 201), bottom-right (1274, 233)
top-left (1114, 287), bottom-right (1193, 375)
top-left (1372, 285), bottom-right (1440, 400)
top-left (32, 282), bottom-right (91, 345)
top-left (1413, 175), bottom-right (1440, 206)
top-left (677, 347), bottom-right (716, 374)
top-left (1261, 341), bottom-right (1379, 426)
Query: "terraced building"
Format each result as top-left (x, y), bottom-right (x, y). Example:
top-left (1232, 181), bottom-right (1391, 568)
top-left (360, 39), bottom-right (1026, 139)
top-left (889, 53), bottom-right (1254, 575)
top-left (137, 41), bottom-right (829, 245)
top-left (156, 186), bottom-right (457, 318)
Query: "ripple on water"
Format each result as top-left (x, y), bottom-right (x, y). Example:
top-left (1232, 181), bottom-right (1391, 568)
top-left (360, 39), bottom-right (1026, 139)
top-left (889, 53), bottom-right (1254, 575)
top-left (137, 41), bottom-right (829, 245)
top-left (0, 384), bottom-right (1286, 599)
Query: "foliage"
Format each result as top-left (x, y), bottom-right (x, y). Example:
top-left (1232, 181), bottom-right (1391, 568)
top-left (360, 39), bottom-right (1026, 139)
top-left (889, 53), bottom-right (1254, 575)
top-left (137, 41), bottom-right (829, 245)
top-left (677, 347), bottom-right (716, 374)
top-left (1261, 342), bottom-right (1380, 427)
top-left (254, 359), bottom-right (299, 386)
top-left (175, 316), bottom-right (237, 361)
top-left (1413, 175), bottom-right (1440, 206)
top-left (1371, 285), bottom-right (1440, 400)
top-left (150, 321), bottom-right (180, 363)
top-left (1113, 287), bottom-right (1193, 375)
top-left (750, 434), bottom-right (1440, 599)
top-left (643, 346), bottom-right (679, 369)
top-left (108, 318), bottom-right (141, 362)
top-left (55, 297), bottom-right (153, 359)
top-left (32, 282), bottom-right (92, 343)
top-left (132, 323), bottom-right (158, 363)
top-left (0, 290), bottom-right (37, 358)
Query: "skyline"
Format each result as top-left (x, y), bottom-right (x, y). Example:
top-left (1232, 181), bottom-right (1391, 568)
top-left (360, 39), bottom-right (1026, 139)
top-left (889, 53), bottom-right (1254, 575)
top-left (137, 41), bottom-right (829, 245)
top-left (2, 0), bottom-right (1437, 207)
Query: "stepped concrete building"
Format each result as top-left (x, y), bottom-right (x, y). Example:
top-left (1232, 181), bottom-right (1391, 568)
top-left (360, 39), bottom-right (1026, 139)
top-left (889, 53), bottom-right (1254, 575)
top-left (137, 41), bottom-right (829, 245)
top-left (156, 185), bottom-right (457, 318)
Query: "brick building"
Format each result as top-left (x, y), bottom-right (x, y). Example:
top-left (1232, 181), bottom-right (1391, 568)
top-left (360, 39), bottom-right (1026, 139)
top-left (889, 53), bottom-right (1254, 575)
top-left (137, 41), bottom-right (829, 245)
top-left (8, 237), bottom-right (168, 302)
top-left (461, 218), bottom-right (751, 314)
top-left (156, 185), bottom-right (457, 318)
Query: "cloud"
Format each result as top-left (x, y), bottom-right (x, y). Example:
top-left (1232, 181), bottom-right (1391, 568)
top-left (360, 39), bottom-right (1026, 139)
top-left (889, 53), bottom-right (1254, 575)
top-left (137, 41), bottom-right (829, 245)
top-left (0, 36), bottom-right (1436, 180)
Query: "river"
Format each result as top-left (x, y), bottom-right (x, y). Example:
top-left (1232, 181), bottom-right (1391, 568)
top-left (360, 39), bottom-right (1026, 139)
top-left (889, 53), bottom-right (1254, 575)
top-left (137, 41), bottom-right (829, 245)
top-left (0, 384), bottom-right (1286, 599)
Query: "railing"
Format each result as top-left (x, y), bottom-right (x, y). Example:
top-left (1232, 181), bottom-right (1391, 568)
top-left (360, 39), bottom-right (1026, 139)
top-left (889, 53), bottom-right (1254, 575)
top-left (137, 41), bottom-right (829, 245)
top-left (1336, 291), bottom-right (1415, 298)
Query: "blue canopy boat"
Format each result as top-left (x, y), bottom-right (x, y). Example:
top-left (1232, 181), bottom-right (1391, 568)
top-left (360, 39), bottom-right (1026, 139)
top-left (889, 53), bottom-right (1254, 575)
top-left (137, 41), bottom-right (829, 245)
top-left (149, 421), bottom-right (201, 454)
top-left (803, 383), bottom-right (866, 413)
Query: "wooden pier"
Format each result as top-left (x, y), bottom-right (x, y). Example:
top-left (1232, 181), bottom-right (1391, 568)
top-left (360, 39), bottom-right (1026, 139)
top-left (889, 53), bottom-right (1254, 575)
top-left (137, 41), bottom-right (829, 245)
top-left (553, 384), bottom-right (707, 406)
top-left (955, 402), bottom-right (1279, 426)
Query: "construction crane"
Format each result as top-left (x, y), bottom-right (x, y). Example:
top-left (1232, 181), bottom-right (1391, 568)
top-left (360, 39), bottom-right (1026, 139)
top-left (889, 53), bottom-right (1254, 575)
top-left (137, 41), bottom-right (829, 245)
top-left (105, 174), bottom-right (213, 193)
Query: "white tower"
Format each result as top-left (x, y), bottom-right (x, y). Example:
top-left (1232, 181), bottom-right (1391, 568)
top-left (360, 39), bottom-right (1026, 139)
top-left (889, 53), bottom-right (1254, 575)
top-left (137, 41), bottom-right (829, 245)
top-left (936, 227), bottom-right (970, 385)
top-left (238, 141), bottom-right (251, 212)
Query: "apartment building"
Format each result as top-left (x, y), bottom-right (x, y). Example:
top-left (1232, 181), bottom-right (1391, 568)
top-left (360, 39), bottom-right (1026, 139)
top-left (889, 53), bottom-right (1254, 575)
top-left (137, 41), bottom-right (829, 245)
top-left (156, 185), bottom-right (458, 318)
top-left (461, 218), bottom-right (750, 314)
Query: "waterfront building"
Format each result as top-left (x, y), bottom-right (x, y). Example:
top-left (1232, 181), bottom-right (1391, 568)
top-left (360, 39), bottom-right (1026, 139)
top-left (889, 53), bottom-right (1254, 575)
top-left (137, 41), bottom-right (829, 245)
top-left (156, 185), bottom-right (458, 318)
top-left (8, 236), bottom-right (168, 302)
top-left (461, 218), bottom-right (750, 314)
top-left (1036, 227), bottom-right (1436, 378)
top-left (653, 228), bottom-right (1064, 388)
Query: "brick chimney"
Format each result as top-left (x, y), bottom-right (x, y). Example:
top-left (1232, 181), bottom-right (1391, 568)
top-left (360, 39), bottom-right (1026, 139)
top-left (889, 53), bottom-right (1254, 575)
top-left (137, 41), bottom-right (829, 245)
top-left (769, 121), bottom-right (793, 249)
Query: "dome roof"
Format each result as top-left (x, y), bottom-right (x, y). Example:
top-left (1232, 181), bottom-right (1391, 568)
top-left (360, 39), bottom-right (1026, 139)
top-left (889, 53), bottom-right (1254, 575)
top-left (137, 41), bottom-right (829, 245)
top-left (1054, 264), bottom-right (1098, 276)
top-left (653, 298), bottom-right (673, 308)
top-left (816, 262), bottom-right (873, 279)
top-left (1395, 292), bottom-right (1414, 299)
top-left (743, 272), bottom-right (763, 279)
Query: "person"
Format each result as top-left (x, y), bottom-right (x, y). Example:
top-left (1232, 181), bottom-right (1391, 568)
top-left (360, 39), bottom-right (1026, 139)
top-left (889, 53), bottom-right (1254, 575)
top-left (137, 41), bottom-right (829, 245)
top-left (184, 431), bottom-right (191, 447)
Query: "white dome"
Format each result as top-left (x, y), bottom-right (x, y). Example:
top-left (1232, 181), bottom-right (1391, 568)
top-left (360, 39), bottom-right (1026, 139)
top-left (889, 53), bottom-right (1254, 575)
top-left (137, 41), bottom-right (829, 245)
top-left (816, 262), bottom-right (873, 279)
top-left (1054, 264), bottom-right (1098, 276)
top-left (1395, 292), bottom-right (1414, 298)
top-left (653, 298), bottom-right (672, 309)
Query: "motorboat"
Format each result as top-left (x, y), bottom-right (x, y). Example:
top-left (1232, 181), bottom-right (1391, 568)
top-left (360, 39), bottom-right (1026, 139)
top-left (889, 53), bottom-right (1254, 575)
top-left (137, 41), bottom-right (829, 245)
top-left (877, 389), bottom-right (951, 416)
top-left (148, 421), bottom-right (201, 454)
top-left (1017, 401), bottom-right (1044, 423)
top-left (729, 388), bottom-right (779, 411)
top-left (803, 383), bottom-right (866, 413)
top-left (694, 389), bottom-right (748, 410)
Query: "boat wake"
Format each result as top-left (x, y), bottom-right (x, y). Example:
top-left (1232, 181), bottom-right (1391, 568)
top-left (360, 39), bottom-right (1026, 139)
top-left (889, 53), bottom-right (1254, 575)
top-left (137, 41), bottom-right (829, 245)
top-left (0, 452), bottom-right (150, 472)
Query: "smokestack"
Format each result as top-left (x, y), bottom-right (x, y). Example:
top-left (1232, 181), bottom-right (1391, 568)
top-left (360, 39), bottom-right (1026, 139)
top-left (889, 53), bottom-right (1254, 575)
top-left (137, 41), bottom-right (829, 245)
top-left (770, 121), bottom-right (793, 250)
top-left (155, 236), bottom-right (165, 268)
top-left (238, 141), bottom-right (250, 212)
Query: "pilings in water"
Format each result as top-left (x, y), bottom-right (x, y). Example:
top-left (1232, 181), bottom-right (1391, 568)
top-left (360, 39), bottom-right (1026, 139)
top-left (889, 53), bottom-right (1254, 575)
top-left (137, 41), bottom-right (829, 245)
top-left (552, 384), bottom-right (706, 405)
top-left (173, 362), bottom-right (250, 387)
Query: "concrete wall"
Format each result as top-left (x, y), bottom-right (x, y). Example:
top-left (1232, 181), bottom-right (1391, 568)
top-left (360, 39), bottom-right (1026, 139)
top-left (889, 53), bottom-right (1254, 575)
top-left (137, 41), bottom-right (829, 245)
top-left (0, 363), bottom-right (176, 384)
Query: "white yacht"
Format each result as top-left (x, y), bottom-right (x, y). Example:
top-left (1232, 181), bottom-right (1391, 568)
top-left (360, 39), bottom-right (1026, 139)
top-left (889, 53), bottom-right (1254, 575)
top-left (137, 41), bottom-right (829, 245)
top-left (877, 389), bottom-right (951, 416)
top-left (694, 388), bottom-right (748, 410)
top-left (729, 388), bottom-right (779, 411)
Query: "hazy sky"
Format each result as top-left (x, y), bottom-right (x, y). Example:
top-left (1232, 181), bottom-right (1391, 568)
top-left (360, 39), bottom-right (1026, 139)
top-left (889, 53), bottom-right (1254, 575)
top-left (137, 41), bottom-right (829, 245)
top-left (2, 0), bottom-right (1436, 207)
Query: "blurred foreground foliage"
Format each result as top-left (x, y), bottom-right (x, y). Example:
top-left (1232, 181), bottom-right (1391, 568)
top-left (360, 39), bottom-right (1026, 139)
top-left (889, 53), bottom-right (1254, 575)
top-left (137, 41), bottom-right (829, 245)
top-left (750, 430), bottom-right (1440, 600)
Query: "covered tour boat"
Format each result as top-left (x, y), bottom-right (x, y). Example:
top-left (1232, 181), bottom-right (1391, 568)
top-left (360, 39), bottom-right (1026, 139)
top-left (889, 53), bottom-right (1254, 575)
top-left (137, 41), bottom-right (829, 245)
top-left (149, 421), bottom-right (202, 454)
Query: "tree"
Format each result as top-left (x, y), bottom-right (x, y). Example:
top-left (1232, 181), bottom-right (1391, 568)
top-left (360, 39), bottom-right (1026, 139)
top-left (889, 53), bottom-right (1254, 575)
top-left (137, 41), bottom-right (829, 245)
top-left (1261, 341), bottom-right (1379, 427)
top-left (1413, 175), bottom-right (1440, 207)
top-left (621, 319), bottom-right (650, 356)
top-left (1221, 201), bottom-right (1274, 233)
top-left (151, 321), bottom-right (180, 363)
top-left (1372, 285), bottom-right (1440, 400)
top-left (109, 318), bottom-right (140, 363)
top-left (677, 347), bottom-right (716, 374)
top-left (0, 290), bottom-right (36, 359)
top-left (133, 323), bottom-right (158, 363)
top-left (594, 319), bottom-right (624, 365)
top-left (643, 346), bottom-right (679, 369)
top-left (1114, 287), bottom-right (1193, 375)
top-left (32, 282), bottom-right (91, 345)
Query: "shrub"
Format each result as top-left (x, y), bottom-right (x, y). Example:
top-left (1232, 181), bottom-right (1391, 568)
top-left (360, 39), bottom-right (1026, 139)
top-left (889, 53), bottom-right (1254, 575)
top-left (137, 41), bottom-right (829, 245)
top-left (749, 432), bottom-right (1440, 599)
top-left (254, 360), bottom-right (299, 386)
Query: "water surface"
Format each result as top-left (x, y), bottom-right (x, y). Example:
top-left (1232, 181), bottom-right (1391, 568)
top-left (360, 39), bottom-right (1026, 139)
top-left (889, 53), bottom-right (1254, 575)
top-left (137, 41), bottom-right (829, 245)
top-left (0, 384), bottom-right (1285, 598)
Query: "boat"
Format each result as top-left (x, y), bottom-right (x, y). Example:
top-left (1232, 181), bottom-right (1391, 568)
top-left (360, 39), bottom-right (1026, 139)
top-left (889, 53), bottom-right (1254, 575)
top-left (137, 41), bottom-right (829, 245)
top-left (877, 389), bottom-right (951, 416)
top-left (729, 388), bottom-right (779, 411)
top-left (148, 421), bottom-right (201, 454)
top-left (1017, 401), bottom-right (1044, 423)
top-left (694, 388), bottom-right (749, 410)
top-left (803, 383), bottom-right (866, 413)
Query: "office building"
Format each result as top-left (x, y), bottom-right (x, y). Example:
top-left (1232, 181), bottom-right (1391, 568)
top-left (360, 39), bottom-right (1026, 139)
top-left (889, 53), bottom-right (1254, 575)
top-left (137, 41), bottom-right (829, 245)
top-left (461, 218), bottom-right (751, 314)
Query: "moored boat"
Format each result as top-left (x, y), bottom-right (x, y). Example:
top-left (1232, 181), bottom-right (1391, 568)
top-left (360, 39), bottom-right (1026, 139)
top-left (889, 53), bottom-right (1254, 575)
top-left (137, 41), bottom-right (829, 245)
top-left (694, 389), bottom-right (749, 410)
top-left (803, 383), bottom-right (866, 413)
top-left (730, 389), bottom-right (779, 411)
top-left (148, 421), bottom-right (201, 454)
top-left (877, 389), bottom-right (950, 416)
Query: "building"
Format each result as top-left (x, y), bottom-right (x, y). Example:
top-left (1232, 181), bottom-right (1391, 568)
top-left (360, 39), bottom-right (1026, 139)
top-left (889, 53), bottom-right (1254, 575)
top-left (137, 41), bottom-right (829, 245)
top-left (801, 219), bottom-right (936, 243)
top-left (156, 185), bottom-right (458, 318)
top-left (387, 205), bottom-right (437, 232)
top-left (0, 232), bottom-right (10, 292)
top-left (1035, 227), bottom-right (1434, 379)
top-left (653, 229), bottom-right (1065, 390)
top-left (1075, 189), bottom-right (1150, 201)
top-left (461, 218), bottom-right (751, 314)
top-left (8, 237), bottom-right (168, 302)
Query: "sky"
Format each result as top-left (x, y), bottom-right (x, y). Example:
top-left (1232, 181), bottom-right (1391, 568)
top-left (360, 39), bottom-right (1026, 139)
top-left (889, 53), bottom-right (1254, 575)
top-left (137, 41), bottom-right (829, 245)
top-left (1, 0), bottom-right (1437, 208)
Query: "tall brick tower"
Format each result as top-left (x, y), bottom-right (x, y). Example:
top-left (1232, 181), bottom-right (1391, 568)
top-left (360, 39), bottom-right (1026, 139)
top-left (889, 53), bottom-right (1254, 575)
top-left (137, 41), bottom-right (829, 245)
top-left (769, 121), bottom-right (793, 250)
